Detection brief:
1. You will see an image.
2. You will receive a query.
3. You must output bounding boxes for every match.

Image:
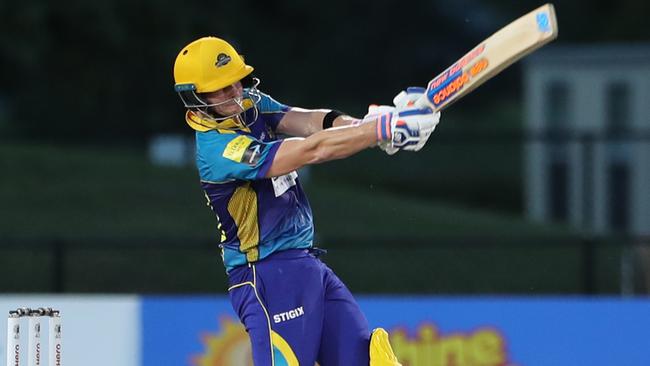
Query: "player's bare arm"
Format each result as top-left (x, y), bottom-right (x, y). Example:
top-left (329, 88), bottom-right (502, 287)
top-left (267, 105), bottom-right (440, 177)
top-left (276, 108), bottom-right (358, 137)
top-left (266, 122), bottom-right (377, 177)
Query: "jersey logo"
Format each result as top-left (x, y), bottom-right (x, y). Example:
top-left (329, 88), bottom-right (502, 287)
top-left (273, 306), bottom-right (304, 324)
top-left (223, 135), bottom-right (253, 162)
top-left (223, 135), bottom-right (264, 166)
top-left (271, 171), bottom-right (297, 197)
top-left (242, 143), bottom-right (262, 166)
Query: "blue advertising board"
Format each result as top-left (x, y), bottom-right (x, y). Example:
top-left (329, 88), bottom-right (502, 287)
top-left (142, 296), bottom-right (650, 366)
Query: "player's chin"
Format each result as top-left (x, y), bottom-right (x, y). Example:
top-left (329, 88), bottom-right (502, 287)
top-left (213, 106), bottom-right (241, 117)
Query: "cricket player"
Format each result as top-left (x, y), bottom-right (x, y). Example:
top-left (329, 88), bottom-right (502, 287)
top-left (173, 36), bottom-right (440, 366)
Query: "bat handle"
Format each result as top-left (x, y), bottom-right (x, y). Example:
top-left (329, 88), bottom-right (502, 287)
top-left (414, 92), bottom-right (433, 110)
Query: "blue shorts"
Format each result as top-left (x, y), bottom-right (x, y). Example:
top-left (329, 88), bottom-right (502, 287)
top-left (228, 249), bottom-right (370, 366)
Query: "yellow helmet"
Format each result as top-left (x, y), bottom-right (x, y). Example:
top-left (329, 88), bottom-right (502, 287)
top-left (173, 37), bottom-right (260, 131)
top-left (174, 37), bottom-right (253, 93)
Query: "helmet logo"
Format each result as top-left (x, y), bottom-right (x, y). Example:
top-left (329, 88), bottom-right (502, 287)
top-left (216, 53), bottom-right (232, 68)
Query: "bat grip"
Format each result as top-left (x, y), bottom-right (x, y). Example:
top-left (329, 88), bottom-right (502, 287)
top-left (414, 93), bottom-right (433, 110)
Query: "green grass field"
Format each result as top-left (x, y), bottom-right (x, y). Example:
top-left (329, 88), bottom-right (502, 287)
top-left (0, 142), bottom-right (214, 240)
top-left (0, 141), bottom-right (566, 241)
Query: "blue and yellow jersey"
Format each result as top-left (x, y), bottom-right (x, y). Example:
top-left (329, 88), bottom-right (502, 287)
top-left (194, 92), bottom-right (314, 272)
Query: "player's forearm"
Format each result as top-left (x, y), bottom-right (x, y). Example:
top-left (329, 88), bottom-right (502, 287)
top-left (331, 115), bottom-right (360, 128)
top-left (266, 121), bottom-right (377, 177)
top-left (306, 122), bottom-right (376, 162)
top-left (276, 109), bottom-right (359, 137)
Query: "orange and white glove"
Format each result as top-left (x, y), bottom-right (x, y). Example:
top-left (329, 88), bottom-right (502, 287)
top-left (366, 87), bottom-right (441, 155)
top-left (365, 104), bottom-right (399, 155)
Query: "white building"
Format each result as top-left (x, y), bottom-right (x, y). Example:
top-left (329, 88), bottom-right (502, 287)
top-left (524, 44), bottom-right (650, 236)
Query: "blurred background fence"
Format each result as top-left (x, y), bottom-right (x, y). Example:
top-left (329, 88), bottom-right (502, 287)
top-left (0, 235), bottom-right (647, 295)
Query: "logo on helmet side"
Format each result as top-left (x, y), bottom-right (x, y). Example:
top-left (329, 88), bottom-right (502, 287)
top-left (216, 53), bottom-right (232, 67)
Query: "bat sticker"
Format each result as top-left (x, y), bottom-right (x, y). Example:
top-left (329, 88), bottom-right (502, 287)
top-left (428, 58), bottom-right (489, 107)
top-left (536, 12), bottom-right (551, 32)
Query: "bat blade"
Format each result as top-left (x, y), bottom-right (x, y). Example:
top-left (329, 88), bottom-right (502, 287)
top-left (416, 3), bottom-right (558, 111)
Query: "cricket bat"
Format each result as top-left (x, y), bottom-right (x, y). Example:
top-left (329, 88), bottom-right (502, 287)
top-left (415, 3), bottom-right (558, 111)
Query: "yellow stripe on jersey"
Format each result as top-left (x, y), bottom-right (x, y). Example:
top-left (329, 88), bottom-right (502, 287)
top-left (203, 192), bottom-right (227, 243)
top-left (227, 182), bottom-right (260, 262)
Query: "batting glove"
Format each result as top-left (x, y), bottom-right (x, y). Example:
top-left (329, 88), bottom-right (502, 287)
top-left (367, 87), bottom-right (441, 154)
top-left (393, 86), bottom-right (428, 109)
top-left (375, 105), bottom-right (440, 152)
top-left (365, 104), bottom-right (399, 155)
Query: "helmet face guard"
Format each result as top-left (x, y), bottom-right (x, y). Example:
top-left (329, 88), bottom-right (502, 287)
top-left (175, 77), bottom-right (262, 129)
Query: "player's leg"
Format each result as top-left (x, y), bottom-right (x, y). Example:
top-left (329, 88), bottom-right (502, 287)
top-left (228, 271), bottom-right (276, 365)
top-left (228, 250), bottom-right (325, 365)
top-left (255, 253), bottom-right (326, 366)
top-left (316, 264), bottom-right (371, 366)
